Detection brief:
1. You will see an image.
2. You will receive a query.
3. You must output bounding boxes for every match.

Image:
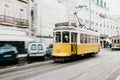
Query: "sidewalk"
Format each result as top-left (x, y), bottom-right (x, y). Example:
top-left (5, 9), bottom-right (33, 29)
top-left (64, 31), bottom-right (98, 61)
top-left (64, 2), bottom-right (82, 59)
top-left (18, 54), bottom-right (27, 58)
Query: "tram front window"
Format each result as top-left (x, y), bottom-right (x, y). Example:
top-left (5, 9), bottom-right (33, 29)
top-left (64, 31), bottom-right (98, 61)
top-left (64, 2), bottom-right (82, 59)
top-left (62, 32), bottom-right (69, 43)
top-left (56, 32), bottom-right (61, 43)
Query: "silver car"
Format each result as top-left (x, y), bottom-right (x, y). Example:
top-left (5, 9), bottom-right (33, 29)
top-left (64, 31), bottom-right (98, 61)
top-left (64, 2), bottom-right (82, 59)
top-left (46, 44), bottom-right (53, 57)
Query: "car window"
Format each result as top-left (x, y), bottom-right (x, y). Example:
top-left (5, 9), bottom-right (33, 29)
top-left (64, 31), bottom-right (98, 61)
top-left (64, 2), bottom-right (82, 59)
top-left (48, 44), bottom-right (53, 48)
top-left (31, 44), bottom-right (36, 50)
top-left (38, 44), bottom-right (43, 50)
top-left (0, 44), bottom-right (18, 54)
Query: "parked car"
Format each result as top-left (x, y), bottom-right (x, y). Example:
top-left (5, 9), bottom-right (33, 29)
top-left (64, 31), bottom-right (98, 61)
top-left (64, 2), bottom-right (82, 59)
top-left (0, 44), bottom-right (18, 63)
top-left (27, 43), bottom-right (45, 60)
top-left (46, 44), bottom-right (53, 57)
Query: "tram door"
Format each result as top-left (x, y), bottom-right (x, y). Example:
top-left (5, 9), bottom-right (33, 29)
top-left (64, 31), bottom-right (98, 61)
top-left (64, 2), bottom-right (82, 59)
top-left (71, 33), bottom-right (77, 55)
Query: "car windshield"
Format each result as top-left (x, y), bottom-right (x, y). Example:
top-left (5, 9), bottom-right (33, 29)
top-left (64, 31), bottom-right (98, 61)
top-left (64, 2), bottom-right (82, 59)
top-left (0, 44), bottom-right (18, 54)
top-left (48, 44), bottom-right (53, 48)
top-left (38, 44), bottom-right (43, 50)
top-left (31, 44), bottom-right (37, 50)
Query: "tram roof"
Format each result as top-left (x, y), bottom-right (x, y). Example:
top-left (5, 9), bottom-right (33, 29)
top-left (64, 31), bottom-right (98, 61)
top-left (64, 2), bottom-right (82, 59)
top-left (54, 26), bottom-right (99, 35)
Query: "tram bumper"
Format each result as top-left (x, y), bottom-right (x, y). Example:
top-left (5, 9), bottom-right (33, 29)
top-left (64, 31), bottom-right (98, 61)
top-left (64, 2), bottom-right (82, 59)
top-left (52, 53), bottom-right (71, 62)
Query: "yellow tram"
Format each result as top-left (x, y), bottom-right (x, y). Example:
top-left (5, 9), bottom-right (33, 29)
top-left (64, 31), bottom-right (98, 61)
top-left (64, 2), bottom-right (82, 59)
top-left (52, 25), bottom-right (100, 61)
top-left (111, 35), bottom-right (120, 50)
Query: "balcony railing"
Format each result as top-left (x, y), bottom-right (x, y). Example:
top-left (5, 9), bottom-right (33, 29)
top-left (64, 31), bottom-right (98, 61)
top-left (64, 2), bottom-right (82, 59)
top-left (0, 15), bottom-right (16, 25)
top-left (0, 15), bottom-right (28, 28)
top-left (17, 0), bottom-right (28, 3)
top-left (16, 18), bottom-right (28, 27)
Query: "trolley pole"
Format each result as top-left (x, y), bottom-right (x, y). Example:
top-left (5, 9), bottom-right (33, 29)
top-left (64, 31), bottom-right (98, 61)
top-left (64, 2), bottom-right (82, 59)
top-left (75, 5), bottom-right (87, 27)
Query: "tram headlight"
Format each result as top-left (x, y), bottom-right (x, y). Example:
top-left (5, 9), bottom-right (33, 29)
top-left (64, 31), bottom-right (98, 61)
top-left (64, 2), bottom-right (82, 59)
top-left (56, 49), bottom-right (60, 53)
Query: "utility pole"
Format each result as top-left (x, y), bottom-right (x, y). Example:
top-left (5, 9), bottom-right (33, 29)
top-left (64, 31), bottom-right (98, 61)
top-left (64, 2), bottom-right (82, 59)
top-left (40, 0), bottom-right (42, 43)
top-left (28, 0), bottom-right (32, 36)
top-left (89, 0), bottom-right (91, 29)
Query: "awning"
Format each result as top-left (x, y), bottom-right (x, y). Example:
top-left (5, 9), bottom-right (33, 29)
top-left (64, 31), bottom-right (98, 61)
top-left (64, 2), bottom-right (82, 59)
top-left (0, 34), bottom-right (34, 41)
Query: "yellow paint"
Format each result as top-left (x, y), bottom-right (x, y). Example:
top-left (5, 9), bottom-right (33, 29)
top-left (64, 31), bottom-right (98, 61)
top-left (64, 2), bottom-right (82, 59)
top-left (77, 44), bottom-right (100, 55)
top-left (53, 43), bottom-right (71, 57)
top-left (52, 43), bottom-right (100, 57)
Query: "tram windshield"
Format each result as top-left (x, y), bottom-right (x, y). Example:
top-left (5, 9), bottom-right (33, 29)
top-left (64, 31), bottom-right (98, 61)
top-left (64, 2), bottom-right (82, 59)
top-left (62, 32), bottom-right (69, 43)
top-left (56, 32), bottom-right (61, 43)
top-left (55, 32), bottom-right (69, 43)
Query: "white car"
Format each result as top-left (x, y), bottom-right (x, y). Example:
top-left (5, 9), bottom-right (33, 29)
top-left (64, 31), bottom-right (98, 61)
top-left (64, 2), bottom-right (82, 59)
top-left (27, 43), bottom-right (45, 60)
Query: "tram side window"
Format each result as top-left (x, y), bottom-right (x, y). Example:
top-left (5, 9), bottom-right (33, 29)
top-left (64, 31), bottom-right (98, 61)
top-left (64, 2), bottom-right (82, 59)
top-left (114, 39), bottom-right (116, 44)
top-left (83, 34), bottom-right (87, 43)
top-left (62, 32), bottom-right (69, 43)
top-left (87, 35), bottom-right (91, 43)
top-left (94, 36), bottom-right (96, 43)
top-left (96, 37), bottom-right (98, 43)
top-left (112, 39), bottom-right (114, 43)
top-left (53, 32), bottom-right (55, 43)
top-left (71, 33), bottom-right (77, 43)
top-left (92, 35), bottom-right (94, 43)
top-left (56, 32), bottom-right (61, 43)
top-left (118, 39), bottom-right (119, 43)
top-left (95, 36), bottom-right (97, 43)
top-left (80, 34), bottom-right (84, 43)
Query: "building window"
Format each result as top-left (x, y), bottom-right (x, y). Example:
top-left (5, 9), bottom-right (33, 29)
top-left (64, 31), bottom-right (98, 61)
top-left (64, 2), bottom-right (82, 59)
top-left (100, 0), bottom-right (103, 7)
top-left (96, 22), bottom-right (98, 26)
top-left (4, 4), bottom-right (11, 16)
top-left (91, 21), bottom-right (94, 25)
top-left (91, 10), bottom-right (94, 14)
top-left (80, 18), bottom-right (83, 22)
top-left (104, 2), bottom-right (106, 8)
top-left (5, 4), bottom-right (9, 8)
top-left (96, 0), bottom-right (99, 5)
top-left (96, 12), bottom-right (98, 15)
top-left (19, 8), bottom-right (25, 19)
top-left (85, 19), bottom-right (89, 24)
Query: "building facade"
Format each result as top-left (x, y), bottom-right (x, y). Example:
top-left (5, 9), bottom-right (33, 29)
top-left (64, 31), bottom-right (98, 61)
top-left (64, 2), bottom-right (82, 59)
top-left (34, 0), bottom-right (68, 48)
top-left (0, 0), bottom-right (34, 53)
top-left (34, 0), bottom-right (120, 48)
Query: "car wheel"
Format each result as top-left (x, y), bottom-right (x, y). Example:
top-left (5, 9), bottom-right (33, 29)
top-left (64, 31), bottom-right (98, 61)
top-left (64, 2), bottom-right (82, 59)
top-left (14, 58), bottom-right (18, 64)
top-left (27, 54), bottom-right (31, 61)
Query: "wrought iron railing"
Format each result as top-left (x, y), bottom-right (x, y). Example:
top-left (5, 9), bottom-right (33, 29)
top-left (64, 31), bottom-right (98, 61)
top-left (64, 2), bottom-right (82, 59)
top-left (16, 18), bottom-right (28, 27)
top-left (0, 15), bottom-right (15, 24)
top-left (0, 15), bottom-right (29, 27)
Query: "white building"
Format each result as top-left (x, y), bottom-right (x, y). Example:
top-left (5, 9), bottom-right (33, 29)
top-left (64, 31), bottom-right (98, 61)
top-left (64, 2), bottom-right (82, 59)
top-left (0, 0), bottom-right (34, 53)
top-left (34, 0), bottom-right (68, 48)
top-left (34, 0), bottom-right (120, 48)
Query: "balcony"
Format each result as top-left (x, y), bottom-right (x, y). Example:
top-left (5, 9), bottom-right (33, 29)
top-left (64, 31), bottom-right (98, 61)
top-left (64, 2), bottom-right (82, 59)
top-left (0, 15), bottom-right (28, 28)
top-left (17, 0), bottom-right (28, 3)
top-left (16, 19), bottom-right (28, 28)
top-left (99, 13), bottom-right (106, 18)
top-left (0, 15), bottom-right (16, 26)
